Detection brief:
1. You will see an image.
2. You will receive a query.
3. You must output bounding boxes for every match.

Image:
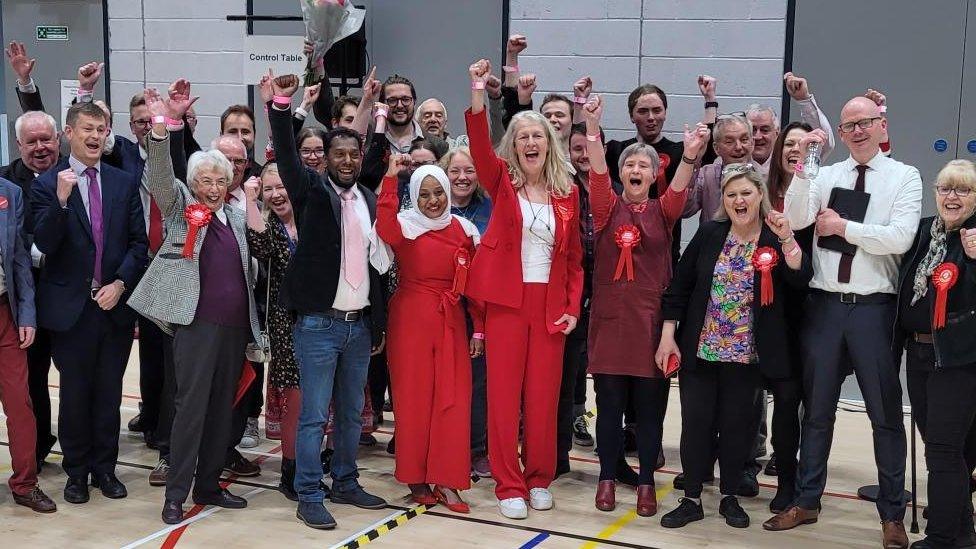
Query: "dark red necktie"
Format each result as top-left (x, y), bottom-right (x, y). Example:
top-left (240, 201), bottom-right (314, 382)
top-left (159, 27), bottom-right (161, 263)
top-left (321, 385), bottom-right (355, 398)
top-left (148, 197), bottom-right (163, 254)
top-left (837, 164), bottom-right (868, 284)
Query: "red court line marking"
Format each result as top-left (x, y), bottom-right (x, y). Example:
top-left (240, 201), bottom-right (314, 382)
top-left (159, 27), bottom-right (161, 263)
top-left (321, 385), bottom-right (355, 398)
top-left (48, 383), bottom-right (143, 402)
top-left (161, 445), bottom-right (281, 548)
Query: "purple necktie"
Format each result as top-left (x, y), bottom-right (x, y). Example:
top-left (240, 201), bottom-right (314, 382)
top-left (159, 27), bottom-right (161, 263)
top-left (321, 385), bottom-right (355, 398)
top-left (84, 166), bottom-right (104, 285)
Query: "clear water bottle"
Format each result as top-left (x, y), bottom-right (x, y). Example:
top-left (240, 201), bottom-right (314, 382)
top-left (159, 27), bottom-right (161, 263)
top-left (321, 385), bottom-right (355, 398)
top-left (802, 142), bottom-right (822, 179)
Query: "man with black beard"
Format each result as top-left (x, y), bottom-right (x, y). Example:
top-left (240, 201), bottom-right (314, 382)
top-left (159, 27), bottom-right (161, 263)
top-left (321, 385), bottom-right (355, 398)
top-left (377, 75), bottom-right (426, 154)
top-left (265, 71), bottom-right (388, 530)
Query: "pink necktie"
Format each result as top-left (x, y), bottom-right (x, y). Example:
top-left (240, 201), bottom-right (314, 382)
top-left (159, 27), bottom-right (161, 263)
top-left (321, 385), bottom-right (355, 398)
top-left (340, 188), bottom-right (366, 289)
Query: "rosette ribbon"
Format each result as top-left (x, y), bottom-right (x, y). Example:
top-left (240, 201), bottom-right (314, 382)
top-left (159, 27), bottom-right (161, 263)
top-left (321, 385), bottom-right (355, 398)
top-left (613, 224), bottom-right (642, 282)
top-left (182, 204), bottom-right (213, 259)
top-left (752, 246), bottom-right (779, 306)
top-left (932, 262), bottom-right (959, 329)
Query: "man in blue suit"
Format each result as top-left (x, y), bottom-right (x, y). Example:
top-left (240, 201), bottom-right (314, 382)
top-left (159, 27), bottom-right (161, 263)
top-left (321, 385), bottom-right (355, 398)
top-left (31, 101), bottom-right (148, 504)
top-left (0, 176), bottom-right (57, 513)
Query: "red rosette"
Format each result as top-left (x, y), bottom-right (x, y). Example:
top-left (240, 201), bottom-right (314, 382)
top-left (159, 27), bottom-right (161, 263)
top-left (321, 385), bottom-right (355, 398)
top-left (182, 203), bottom-right (213, 259)
top-left (932, 262), bottom-right (959, 329)
top-left (612, 224), bottom-right (642, 282)
top-left (752, 246), bottom-right (779, 306)
top-left (450, 247), bottom-right (471, 298)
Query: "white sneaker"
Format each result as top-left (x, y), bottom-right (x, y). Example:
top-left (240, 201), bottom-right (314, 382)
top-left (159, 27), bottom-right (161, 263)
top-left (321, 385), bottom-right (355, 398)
top-left (529, 488), bottom-right (553, 510)
top-left (498, 497), bottom-right (528, 519)
top-left (239, 417), bottom-right (259, 449)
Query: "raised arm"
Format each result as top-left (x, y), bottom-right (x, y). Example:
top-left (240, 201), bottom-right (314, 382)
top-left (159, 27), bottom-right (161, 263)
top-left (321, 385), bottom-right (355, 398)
top-left (485, 74), bottom-right (506, 146)
top-left (5, 41), bottom-right (44, 112)
top-left (783, 129), bottom-right (830, 230)
top-left (145, 85), bottom-right (197, 216)
top-left (375, 155), bottom-right (412, 248)
top-left (350, 67), bottom-right (380, 136)
top-left (264, 70), bottom-right (312, 210)
top-left (503, 34), bottom-right (526, 88)
top-left (581, 95), bottom-right (614, 232)
top-left (465, 59), bottom-right (505, 197)
top-left (785, 72), bottom-right (836, 159)
top-left (663, 123), bottom-right (709, 227)
top-left (572, 76), bottom-right (592, 124)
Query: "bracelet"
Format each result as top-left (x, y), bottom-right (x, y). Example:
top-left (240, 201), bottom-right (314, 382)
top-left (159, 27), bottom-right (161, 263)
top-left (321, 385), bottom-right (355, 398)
top-left (472, 332), bottom-right (485, 340)
top-left (585, 133), bottom-right (600, 142)
top-left (785, 243), bottom-right (801, 258)
top-left (681, 154), bottom-right (698, 165)
top-left (777, 232), bottom-right (795, 243)
top-left (471, 81), bottom-right (486, 90)
top-left (573, 96), bottom-right (589, 105)
top-left (165, 117), bottom-right (181, 126)
top-left (704, 101), bottom-right (719, 109)
top-left (151, 115), bottom-right (166, 125)
top-left (793, 163), bottom-right (804, 174)
top-left (502, 65), bottom-right (519, 73)
top-left (272, 95), bottom-right (291, 106)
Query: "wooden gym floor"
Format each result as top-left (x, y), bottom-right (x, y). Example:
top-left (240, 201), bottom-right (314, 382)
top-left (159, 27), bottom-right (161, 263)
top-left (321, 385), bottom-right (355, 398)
top-left (0, 343), bottom-right (930, 548)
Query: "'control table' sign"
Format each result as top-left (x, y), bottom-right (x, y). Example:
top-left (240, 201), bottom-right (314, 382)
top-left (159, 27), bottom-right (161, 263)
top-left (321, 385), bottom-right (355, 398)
top-left (242, 35), bottom-right (307, 83)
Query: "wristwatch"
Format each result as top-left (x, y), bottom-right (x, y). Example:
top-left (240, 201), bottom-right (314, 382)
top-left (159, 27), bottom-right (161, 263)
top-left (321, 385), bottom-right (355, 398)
top-left (704, 101), bottom-right (719, 109)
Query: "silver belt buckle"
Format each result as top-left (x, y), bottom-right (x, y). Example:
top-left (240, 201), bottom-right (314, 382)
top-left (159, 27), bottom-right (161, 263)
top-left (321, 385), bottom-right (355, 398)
top-left (840, 293), bottom-right (857, 304)
top-left (343, 310), bottom-right (358, 322)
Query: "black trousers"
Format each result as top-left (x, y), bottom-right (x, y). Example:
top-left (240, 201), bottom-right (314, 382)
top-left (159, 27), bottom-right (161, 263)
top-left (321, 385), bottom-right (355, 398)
top-left (557, 312), bottom-right (589, 462)
top-left (594, 374), bottom-right (667, 484)
top-left (923, 366), bottom-right (976, 546)
top-left (755, 377), bottom-right (802, 486)
top-left (155, 333), bottom-right (176, 462)
top-left (26, 325), bottom-right (55, 461)
top-left (137, 316), bottom-right (167, 432)
top-left (795, 295), bottom-right (906, 520)
top-left (50, 300), bottom-right (135, 479)
top-left (226, 360), bottom-right (264, 464)
top-left (679, 361), bottom-right (762, 498)
top-left (368, 349), bottom-right (389, 418)
top-left (168, 320), bottom-right (248, 503)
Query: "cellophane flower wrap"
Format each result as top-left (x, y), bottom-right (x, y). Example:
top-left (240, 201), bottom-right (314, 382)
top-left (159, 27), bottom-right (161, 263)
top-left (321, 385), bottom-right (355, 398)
top-left (300, 0), bottom-right (366, 86)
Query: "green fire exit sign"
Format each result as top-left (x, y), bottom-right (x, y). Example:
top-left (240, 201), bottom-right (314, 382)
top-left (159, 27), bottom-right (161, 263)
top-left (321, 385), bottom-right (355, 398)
top-left (37, 26), bottom-right (69, 41)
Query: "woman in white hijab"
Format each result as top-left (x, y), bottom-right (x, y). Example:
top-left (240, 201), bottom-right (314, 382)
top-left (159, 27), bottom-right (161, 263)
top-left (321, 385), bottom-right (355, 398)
top-left (374, 155), bottom-right (483, 513)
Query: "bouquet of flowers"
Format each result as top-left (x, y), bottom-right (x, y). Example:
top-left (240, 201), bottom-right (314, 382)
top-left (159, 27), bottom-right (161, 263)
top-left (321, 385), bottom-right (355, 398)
top-left (300, 0), bottom-right (366, 85)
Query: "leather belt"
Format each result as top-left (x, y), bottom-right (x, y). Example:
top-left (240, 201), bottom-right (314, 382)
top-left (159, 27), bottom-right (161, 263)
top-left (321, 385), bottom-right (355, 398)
top-left (321, 308), bottom-right (363, 322)
top-left (813, 290), bottom-right (893, 304)
top-left (913, 332), bottom-right (934, 345)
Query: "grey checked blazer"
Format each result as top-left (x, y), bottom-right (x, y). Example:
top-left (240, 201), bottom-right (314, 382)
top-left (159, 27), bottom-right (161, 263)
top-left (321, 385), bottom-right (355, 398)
top-left (127, 132), bottom-right (261, 341)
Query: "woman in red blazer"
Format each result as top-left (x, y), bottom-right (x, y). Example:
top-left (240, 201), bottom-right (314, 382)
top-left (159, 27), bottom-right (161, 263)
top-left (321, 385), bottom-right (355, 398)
top-left (464, 58), bottom-right (583, 520)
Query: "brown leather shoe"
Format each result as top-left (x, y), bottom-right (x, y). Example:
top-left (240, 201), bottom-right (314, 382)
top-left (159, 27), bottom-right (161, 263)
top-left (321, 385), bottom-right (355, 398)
top-left (881, 520), bottom-right (909, 549)
top-left (13, 486), bottom-right (57, 513)
top-left (636, 484), bottom-right (657, 517)
top-left (762, 505), bottom-right (819, 531)
top-left (595, 480), bottom-right (615, 512)
top-left (149, 458), bottom-right (169, 487)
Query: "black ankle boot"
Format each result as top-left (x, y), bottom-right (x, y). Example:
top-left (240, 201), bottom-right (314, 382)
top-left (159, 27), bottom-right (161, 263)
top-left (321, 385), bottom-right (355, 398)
top-left (280, 458), bottom-right (298, 501)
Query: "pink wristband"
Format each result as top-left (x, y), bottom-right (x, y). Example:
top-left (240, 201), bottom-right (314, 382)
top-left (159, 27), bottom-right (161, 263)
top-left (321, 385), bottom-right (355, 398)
top-left (878, 105), bottom-right (887, 114)
top-left (502, 65), bottom-right (519, 73)
top-left (573, 96), bottom-right (589, 105)
top-left (165, 117), bottom-right (181, 126)
top-left (471, 81), bottom-right (486, 90)
top-left (472, 332), bottom-right (485, 340)
top-left (272, 95), bottom-right (291, 106)
top-left (151, 115), bottom-right (166, 125)
top-left (786, 244), bottom-right (801, 258)
top-left (586, 134), bottom-right (600, 142)
top-left (374, 106), bottom-right (389, 118)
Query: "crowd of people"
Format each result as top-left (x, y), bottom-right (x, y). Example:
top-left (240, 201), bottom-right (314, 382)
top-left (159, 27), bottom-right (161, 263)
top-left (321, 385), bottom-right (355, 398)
top-left (1, 33), bottom-right (975, 549)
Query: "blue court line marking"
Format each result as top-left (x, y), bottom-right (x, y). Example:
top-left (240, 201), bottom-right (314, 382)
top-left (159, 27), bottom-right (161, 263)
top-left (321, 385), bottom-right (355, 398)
top-left (519, 532), bottom-right (550, 549)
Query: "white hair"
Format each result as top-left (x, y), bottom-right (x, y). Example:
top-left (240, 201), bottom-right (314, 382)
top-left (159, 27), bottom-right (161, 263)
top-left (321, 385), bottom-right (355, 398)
top-left (415, 98), bottom-right (447, 121)
top-left (14, 111), bottom-right (58, 141)
top-left (746, 104), bottom-right (780, 130)
top-left (187, 149), bottom-right (233, 185)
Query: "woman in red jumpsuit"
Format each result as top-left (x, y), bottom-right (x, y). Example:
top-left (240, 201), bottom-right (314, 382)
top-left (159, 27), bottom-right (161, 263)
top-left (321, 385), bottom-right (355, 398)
top-left (376, 156), bottom-right (484, 513)
top-left (464, 59), bottom-right (584, 520)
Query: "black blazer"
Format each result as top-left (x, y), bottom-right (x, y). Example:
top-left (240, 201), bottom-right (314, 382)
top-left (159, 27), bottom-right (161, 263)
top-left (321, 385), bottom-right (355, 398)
top-left (15, 86), bottom-right (44, 112)
top-left (30, 156), bottom-right (149, 331)
top-left (662, 220), bottom-right (813, 379)
top-left (0, 158), bottom-right (44, 234)
top-left (894, 214), bottom-right (976, 369)
top-left (102, 135), bottom-right (145, 178)
top-left (268, 103), bottom-right (386, 343)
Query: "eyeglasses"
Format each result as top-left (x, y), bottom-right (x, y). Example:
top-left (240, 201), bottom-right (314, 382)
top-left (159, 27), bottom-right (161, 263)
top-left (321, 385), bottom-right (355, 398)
top-left (24, 138), bottom-right (57, 148)
top-left (130, 119), bottom-right (153, 128)
top-left (721, 162), bottom-right (757, 177)
top-left (386, 96), bottom-right (414, 106)
top-left (228, 158), bottom-right (248, 167)
top-left (716, 111), bottom-right (747, 120)
top-left (838, 117), bottom-right (881, 134)
top-left (936, 185), bottom-right (973, 198)
top-left (300, 148), bottom-right (326, 158)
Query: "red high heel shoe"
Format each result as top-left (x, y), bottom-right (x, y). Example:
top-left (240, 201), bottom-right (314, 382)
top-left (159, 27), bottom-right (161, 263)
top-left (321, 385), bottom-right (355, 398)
top-left (433, 486), bottom-right (470, 514)
top-left (595, 480), bottom-right (616, 512)
top-left (410, 484), bottom-right (436, 506)
top-left (636, 484), bottom-right (657, 517)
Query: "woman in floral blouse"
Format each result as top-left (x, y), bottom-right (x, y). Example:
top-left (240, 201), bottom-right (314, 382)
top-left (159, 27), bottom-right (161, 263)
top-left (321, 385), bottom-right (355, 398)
top-left (655, 164), bottom-right (812, 530)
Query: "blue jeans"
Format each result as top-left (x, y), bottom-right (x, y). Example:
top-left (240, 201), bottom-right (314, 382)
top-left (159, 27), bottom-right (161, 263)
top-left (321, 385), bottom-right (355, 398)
top-left (293, 313), bottom-right (371, 503)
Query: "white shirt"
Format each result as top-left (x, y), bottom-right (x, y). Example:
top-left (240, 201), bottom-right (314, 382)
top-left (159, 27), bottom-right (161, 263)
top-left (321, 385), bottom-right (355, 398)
top-left (784, 150), bottom-right (922, 295)
top-left (330, 181), bottom-right (372, 311)
top-left (518, 195), bottom-right (554, 283)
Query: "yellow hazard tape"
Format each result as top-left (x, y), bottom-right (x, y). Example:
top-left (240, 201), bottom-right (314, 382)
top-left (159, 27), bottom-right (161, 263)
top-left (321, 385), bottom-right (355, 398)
top-left (339, 504), bottom-right (430, 549)
top-left (579, 485), bottom-right (673, 549)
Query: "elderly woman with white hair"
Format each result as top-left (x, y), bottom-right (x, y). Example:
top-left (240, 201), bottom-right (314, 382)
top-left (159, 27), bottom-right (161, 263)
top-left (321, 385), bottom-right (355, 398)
top-left (128, 90), bottom-right (261, 525)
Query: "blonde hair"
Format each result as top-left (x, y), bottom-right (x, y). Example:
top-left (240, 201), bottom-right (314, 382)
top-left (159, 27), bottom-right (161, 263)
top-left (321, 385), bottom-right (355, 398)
top-left (713, 163), bottom-right (772, 222)
top-left (496, 111), bottom-right (572, 197)
top-left (935, 159), bottom-right (976, 192)
top-left (259, 162), bottom-right (281, 221)
top-left (440, 146), bottom-right (485, 200)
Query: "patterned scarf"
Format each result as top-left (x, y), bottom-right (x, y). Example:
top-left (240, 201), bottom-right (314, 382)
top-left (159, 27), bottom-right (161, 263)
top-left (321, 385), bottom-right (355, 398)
top-left (911, 216), bottom-right (948, 305)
